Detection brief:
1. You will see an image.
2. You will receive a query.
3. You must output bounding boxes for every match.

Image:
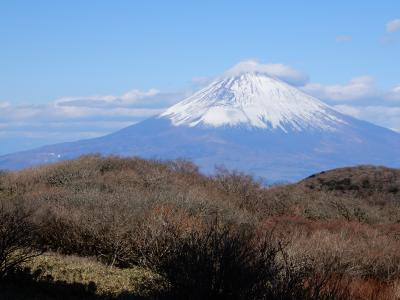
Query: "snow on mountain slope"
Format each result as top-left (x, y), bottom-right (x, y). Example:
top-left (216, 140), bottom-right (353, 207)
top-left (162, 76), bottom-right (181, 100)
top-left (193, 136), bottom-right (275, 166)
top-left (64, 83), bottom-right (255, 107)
top-left (160, 73), bottom-right (346, 132)
top-left (0, 70), bottom-right (399, 182)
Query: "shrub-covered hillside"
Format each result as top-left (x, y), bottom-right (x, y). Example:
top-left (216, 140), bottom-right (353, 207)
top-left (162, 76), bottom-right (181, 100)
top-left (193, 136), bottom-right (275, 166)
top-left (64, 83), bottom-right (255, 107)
top-left (0, 155), bottom-right (400, 299)
top-left (301, 165), bottom-right (400, 197)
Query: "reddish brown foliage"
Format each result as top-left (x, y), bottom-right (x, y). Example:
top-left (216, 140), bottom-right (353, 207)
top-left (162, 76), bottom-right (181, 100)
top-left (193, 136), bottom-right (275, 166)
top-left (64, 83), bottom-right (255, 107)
top-left (1, 155), bottom-right (400, 298)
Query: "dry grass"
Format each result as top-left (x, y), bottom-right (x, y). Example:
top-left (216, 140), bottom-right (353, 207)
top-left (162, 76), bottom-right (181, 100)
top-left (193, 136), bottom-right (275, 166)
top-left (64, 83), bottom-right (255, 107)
top-left (20, 252), bottom-right (166, 297)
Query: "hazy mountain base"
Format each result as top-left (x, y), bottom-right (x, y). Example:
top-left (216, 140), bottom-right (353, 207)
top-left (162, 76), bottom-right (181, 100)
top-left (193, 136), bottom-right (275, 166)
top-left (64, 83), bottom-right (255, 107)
top-left (1, 115), bottom-right (400, 182)
top-left (1, 156), bottom-right (400, 299)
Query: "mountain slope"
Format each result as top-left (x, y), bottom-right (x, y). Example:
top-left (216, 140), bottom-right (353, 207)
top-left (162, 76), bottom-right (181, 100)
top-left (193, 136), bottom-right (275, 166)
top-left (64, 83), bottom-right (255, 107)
top-left (1, 72), bottom-right (399, 181)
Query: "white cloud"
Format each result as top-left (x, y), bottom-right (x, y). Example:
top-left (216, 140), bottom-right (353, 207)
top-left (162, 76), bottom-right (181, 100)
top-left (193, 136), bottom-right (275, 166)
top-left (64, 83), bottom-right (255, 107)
top-left (0, 87), bottom-right (181, 153)
top-left (55, 88), bottom-right (160, 106)
top-left (386, 19), bottom-right (400, 32)
top-left (0, 92), bottom-right (171, 123)
top-left (52, 105), bottom-right (163, 119)
top-left (224, 59), bottom-right (309, 86)
top-left (336, 35), bottom-right (352, 42)
top-left (386, 85), bottom-right (400, 101)
top-left (54, 88), bottom-right (184, 110)
top-left (0, 101), bottom-right (11, 109)
top-left (302, 76), bottom-right (377, 101)
top-left (334, 104), bottom-right (400, 132)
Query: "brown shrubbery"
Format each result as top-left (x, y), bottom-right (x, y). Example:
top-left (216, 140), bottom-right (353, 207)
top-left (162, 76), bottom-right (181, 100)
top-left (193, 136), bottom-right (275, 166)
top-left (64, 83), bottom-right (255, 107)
top-left (0, 155), bottom-right (399, 298)
top-left (136, 217), bottom-right (280, 299)
top-left (0, 200), bottom-right (41, 279)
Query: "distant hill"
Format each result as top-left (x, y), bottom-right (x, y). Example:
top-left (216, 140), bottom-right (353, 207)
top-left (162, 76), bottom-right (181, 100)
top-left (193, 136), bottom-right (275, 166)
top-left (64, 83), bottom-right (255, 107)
top-left (299, 166), bottom-right (400, 198)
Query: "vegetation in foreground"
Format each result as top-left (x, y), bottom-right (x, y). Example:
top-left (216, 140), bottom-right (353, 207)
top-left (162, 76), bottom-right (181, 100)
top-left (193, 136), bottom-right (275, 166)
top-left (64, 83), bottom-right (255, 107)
top-left (0, 155), bottom-right (400, 299)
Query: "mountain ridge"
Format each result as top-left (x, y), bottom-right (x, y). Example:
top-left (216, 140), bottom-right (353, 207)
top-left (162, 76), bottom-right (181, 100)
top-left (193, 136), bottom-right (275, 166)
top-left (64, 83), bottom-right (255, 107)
top-left (1, 71), bottom-right (399, 182)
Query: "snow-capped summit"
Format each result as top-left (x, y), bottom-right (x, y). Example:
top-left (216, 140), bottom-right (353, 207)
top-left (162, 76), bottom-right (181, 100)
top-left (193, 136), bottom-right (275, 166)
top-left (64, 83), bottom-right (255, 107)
top-left (160, 72), bottom-right (345, 132)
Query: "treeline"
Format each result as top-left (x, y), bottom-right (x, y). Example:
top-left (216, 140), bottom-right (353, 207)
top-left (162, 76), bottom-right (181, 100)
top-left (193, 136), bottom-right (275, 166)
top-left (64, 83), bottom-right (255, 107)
top-left (1, 155), bottom-right (400, 299)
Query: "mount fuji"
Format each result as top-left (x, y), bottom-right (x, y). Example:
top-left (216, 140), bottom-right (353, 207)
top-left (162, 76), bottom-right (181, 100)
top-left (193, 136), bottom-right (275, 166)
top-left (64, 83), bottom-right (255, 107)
top-left (1, 72), bottom-right (400, 181)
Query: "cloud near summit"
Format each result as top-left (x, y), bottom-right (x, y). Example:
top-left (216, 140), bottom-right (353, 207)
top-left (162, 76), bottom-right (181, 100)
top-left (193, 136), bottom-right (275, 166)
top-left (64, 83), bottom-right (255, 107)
top-left (223, 60), bottom-right (309, 86)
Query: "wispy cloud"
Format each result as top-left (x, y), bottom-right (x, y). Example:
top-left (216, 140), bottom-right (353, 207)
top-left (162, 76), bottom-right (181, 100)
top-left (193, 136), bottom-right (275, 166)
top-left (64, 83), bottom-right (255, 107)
top-left (0, 88), bottom-right (185, 154)
top-left (334, 105), bottom-right (400, 132)
top-left (54, 89), bottom-right (186, 109)
top-left (302, 76), bottom-right (377, 102)
top-left (301, 76), bottom-right (400, 131)
top-left (0, 102), bottom-right (11, 109)
top-left (0, 88), bottom-right (185, 123)
top-left (386, 19), bottom-right (400, 32)
top-left (386, 85), bottom-right (400, 101)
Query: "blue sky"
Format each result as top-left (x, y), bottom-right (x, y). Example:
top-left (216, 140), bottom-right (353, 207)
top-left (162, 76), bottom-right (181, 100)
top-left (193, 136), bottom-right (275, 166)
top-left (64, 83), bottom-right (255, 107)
top-left (1, 0), bottom-right (400, 154)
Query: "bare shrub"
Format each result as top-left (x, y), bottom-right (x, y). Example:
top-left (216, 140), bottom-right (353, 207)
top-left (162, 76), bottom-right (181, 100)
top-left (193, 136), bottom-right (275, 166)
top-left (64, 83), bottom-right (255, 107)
top-left (136, 215), bottom-right (281, 299)
top-left (134, 211), bottom-right (365, 300)
top-left (214, 166), bottom-right (263, 212)
top-left (36, 200), bottom-right (140, 268)
top-left (167, 159), bottom-right (199, 175)
top-left (264, 216), bottom-right (400, 282)
top-left (0, 201), bottom-right (40, 279)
